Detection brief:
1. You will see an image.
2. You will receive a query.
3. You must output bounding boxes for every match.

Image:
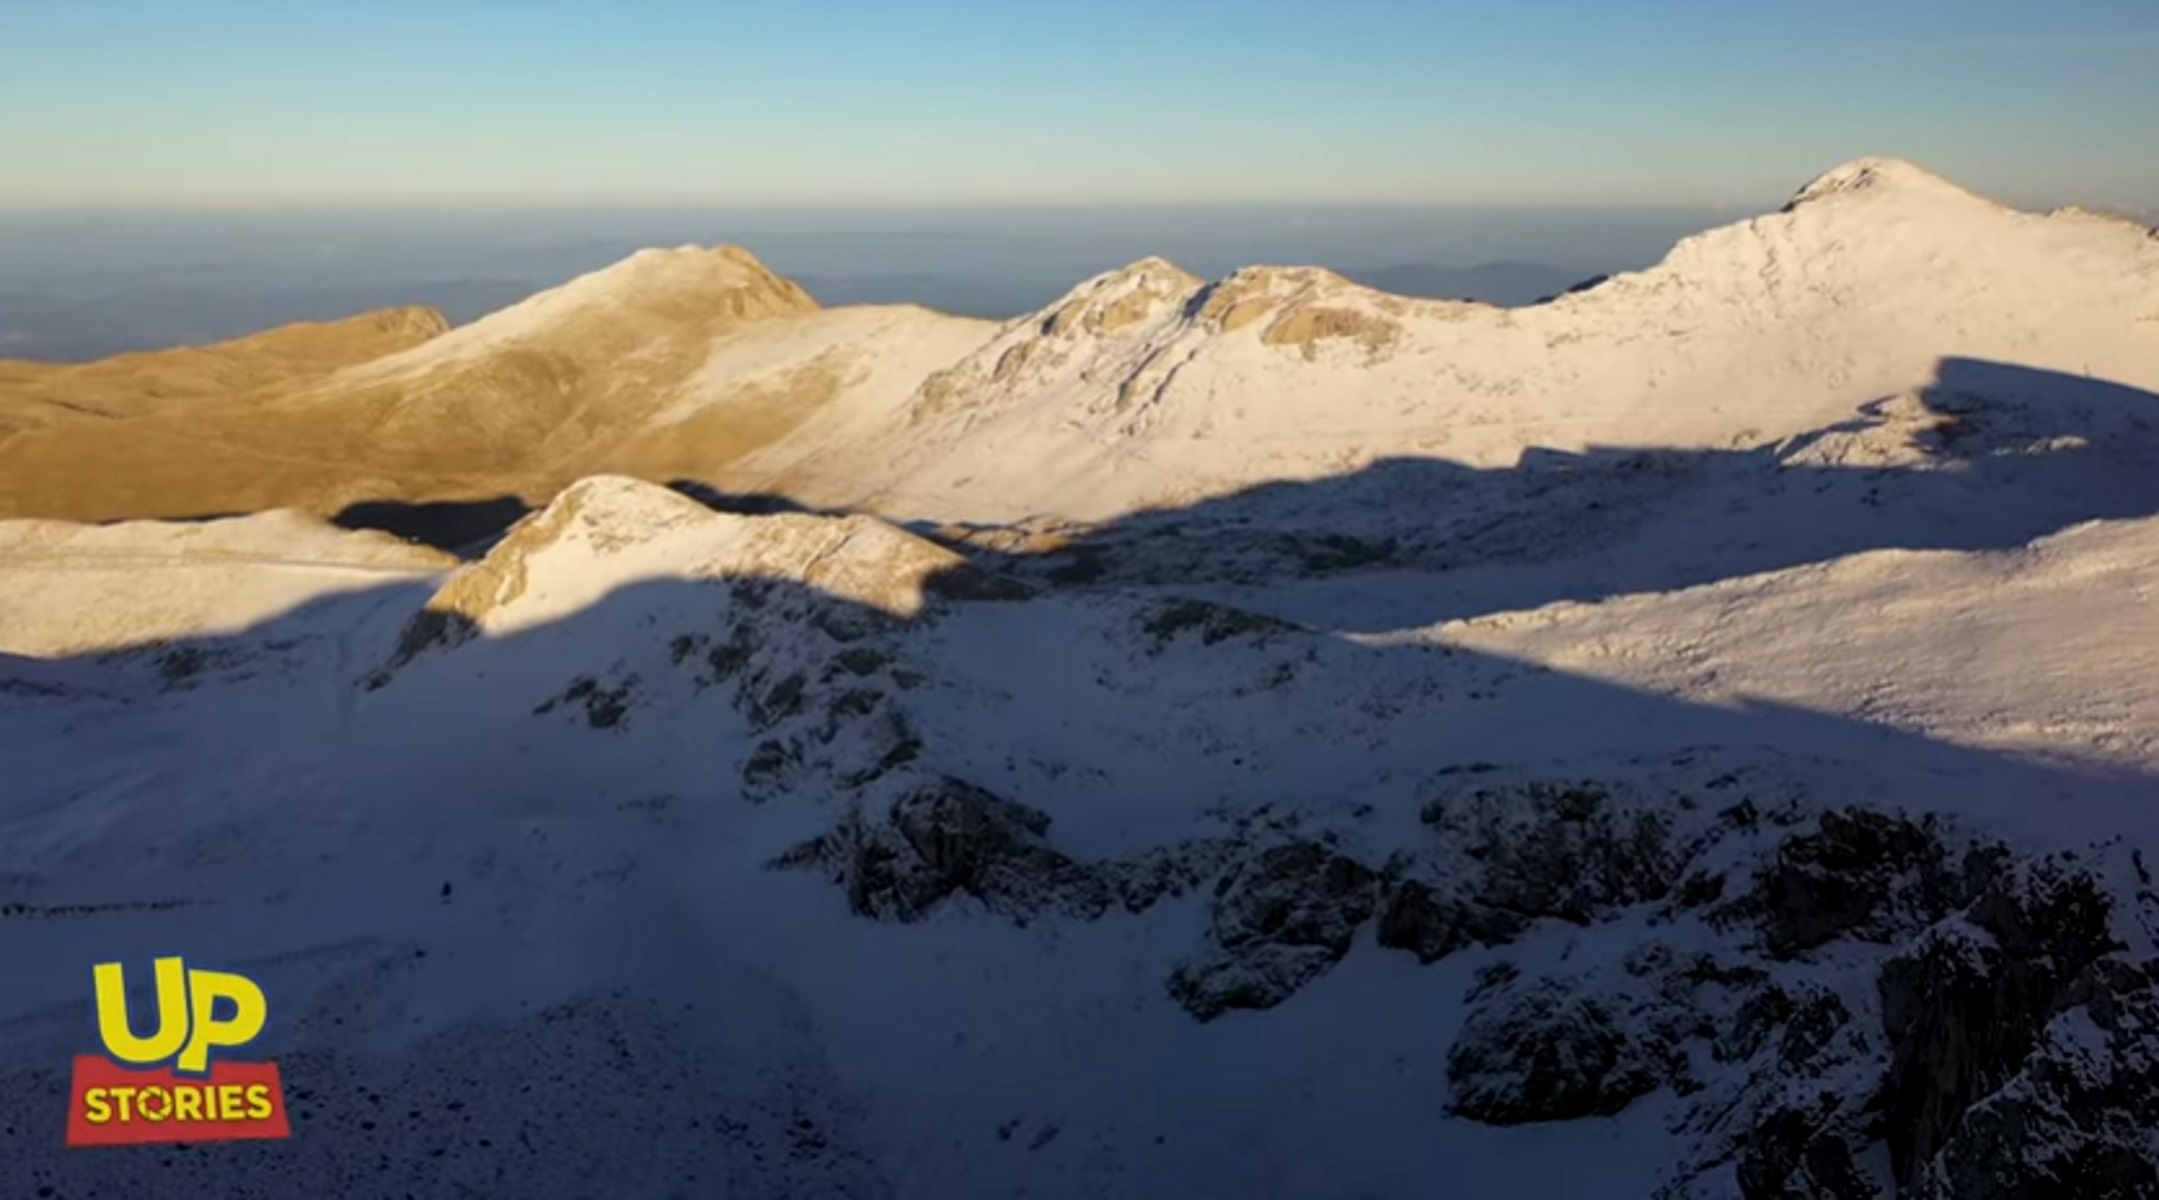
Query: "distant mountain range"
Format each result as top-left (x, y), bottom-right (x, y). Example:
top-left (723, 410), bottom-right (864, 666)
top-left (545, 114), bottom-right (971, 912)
top-left (793, 262), bottom-right (1602, 319)
top-left (0, 259), bottom-right (1607, 364)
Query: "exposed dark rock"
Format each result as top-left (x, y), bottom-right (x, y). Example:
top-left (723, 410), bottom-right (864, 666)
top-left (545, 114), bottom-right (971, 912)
top-left (1374, 876), bottom-right (1529, 964)
top-left (1879, 858), bottom-right (2121, 1187)
top-left (1741, 809), bottom-right (1999, 958)
top-left (1420, 779), bottom-right (1677, 925)
top-left (809, 598), bottom-right (901, 644)
top-left (821, 687), bottom-right (885, 728)
top-left (1102, 840), bottom-right (1241, 913)
top-left (777, 778), bottom-right (1237, 930)
top-left (1140, 598), bottom-right (1299, 649)
top-left (741, 738), bottom-right (802, 800)
top-left (532, 674), bottom-right (638, 729)
top-left (748, 671), bottom-right (809, 730)
top-left (1446, 975), bottom-right (1679, 1124)
top-left (158, 645), bottom-right (206, 683)
top-left (1910, 957), bottom-right (2159, 1199)
top-left (774, 778), bottom-right (1106, 923)
top-left (702, 623), bottom-right (756, 683)
top-left (366, 606), bottom-right (480, 687)
top-left (1734, 1104), bottom-right (1878, 1200)
top-left (1167, 943), bottom-right (1349, 1022)
top-left (1167, 841), bottom-right (1378, 1020)
top-left (1290, 533), bottom-right (1398, 572)
top-left (773, 762), bottom-right (2159, 1198)
top-left (1716, 983), bottom-right (1854, 1072)
top-left (1674, 870), bottom-right (1729, 909)
top-left (1210, 842), bottom-right (1377, 950)
top-left (831, 648), bottom-right (891, 677)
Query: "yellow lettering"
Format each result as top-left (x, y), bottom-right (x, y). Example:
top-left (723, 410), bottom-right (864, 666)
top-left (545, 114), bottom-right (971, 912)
top-left (244, 1083), bottom-right (273, 1120)
top-left (92, 958), bottom-right (191, 1066)
top-left (136, 1085), bottom-right (170, 1122)
top-left (109, 1086), bottom-right (138, 1122)
top-left (83, 1088), bottom-right (111, 1124)
top-left (217, 1083), bottom-right (245, 1120)
top-left (178, 968), bottom-right (266, 1074)
top-left (174, 1085), bottom-right (204, 1121)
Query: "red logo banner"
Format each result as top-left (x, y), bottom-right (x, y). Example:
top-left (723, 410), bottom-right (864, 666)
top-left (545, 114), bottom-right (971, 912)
top-left (64, 1055), bottom-right (292, 1147)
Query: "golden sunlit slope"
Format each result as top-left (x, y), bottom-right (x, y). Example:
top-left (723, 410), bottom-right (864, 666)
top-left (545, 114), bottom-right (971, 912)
top-left (0, 306), bottom-right (448, 426)
top-left (0, 245), bottom-right (992, 533)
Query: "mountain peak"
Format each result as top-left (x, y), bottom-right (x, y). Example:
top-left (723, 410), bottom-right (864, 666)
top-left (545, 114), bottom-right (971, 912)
top-left (1784, 157), bottom-right (1988, 212)
top-left (549, 243), bottom-right (815, 313)
top-left (1106, 256), bottom-right (1197, 280)
top-left (361, 244), bottom-right (818, 370)
top-left (1034, 258), bottom-right (1205, 339)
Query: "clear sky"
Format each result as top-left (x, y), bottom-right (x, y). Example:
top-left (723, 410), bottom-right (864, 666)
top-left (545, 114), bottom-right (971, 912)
top-left (3, 0), bottom-right (2156, 210)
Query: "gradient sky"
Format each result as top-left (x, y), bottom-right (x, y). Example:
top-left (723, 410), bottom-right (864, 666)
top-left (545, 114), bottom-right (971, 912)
top-left (3, 0), bottom-right (2156, 210)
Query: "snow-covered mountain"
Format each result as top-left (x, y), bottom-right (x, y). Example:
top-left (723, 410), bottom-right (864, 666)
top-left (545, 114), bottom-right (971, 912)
top-left (7, 157), bottom-right (2156, 542)
top-left (743, 158), bottom-right (2159, 523)
top-left (4, 159), bottom-right (2159, 1199)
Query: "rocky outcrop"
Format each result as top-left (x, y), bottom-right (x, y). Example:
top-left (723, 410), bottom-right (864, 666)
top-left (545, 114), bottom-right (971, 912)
top-left (1649, 845), bottom-right (2155, 1200)
top-left (1423, 779), bottom-right (1678, 923)
top-left (1910, 956), bottom-right (2159, 1200)
top-left (1733, 1103), bottom-right (1878, 1200)
top-left (1376, 778), bottom-right (1681, 965)
top-left (778, 754), bottom-right (2159, 1198)
top-left (781, 788), bottom-right (1385, 1021)
top-left (776, 777), bottom-right (1237, 928)
top-left (906, 258), bottom-right (1204, 427)
top-left (1737, 807), bottom-right (1997, 958)
top-left (1138, 598), bottom-right (1300, 651)
top-left (1383, 774), bottom-right (2159, 1200)
top-left (1193, 266), bottom-right (1412, 363)
top-left (1880, 857), bottom-right (2123, 1191)
top-left (1167, 842), bottom-right (1379, 1020)
top-left (776, 778), bottom-right (1105, 924)
top-left (1713, 981), bottom-right (1852, 1074)
top-left (1373, 875), bottom-right (1529, 964)
top-left (1446, 968), bottom-right (1685, 1125)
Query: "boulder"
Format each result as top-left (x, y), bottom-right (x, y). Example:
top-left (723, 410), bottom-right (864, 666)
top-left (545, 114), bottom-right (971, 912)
top-left (1167, 841), bottom-right (1378, 1020)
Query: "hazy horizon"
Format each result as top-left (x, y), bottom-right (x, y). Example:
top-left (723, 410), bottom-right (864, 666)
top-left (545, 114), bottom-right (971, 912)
top-left (5, 2), bottom-right (2158, 210)
top-left (0, 201), bottom-right (1743, 360)
top-left (6, 1), bottom-right (2156, 360)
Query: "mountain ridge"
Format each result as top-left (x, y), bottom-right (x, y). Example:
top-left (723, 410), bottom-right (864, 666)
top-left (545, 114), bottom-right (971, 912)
top-left (1, 157), bottom-right (2153, 539)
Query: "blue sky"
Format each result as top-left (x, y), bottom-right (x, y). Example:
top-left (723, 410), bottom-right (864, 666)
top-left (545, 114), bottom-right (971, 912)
top-left (3, 0), bottom-right (2156, 209)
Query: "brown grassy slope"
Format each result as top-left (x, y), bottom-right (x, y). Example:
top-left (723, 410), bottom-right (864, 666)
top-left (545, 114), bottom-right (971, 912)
top-left (0, 307), bottom-right (448, 427)
top-left (0, 246), bottom-right (828, 528)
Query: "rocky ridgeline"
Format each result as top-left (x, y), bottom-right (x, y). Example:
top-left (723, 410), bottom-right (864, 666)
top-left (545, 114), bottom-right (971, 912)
top-left (676, 577), bottom-right (934, 799)
top-left (518, 575), bottom-right (945, 802)
top-left (777, 756), bottom-right (2159, 1199)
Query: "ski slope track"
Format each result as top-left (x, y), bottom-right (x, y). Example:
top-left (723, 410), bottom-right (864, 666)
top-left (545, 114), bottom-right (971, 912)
top-left (2, 160), bottom-right (2159, 1199)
